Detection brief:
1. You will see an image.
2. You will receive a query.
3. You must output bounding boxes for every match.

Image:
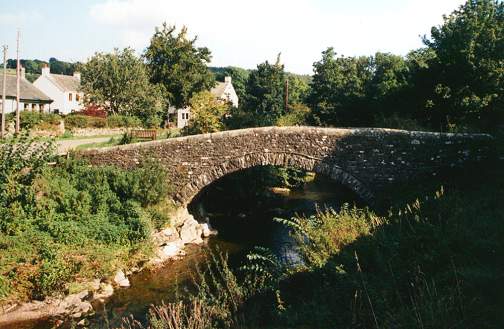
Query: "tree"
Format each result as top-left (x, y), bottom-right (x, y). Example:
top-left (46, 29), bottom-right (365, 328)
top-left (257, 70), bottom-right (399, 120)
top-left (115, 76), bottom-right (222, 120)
top-left (185, 91), bottom-right (229, 134)
top-left (423, 0), bottom-right (504, 129)
top-left (287, 74), bottom-right (311, 105)
top-left (308, 48), bottom-right (373, 126)
top-left (145, 24), bottom-right (215, 108)
top-left (49, 58), bottom-right (77, 75)
top-left (242, 54), bottom-right (287, 126)
top-left (79, 48), bottom-right (163, 125)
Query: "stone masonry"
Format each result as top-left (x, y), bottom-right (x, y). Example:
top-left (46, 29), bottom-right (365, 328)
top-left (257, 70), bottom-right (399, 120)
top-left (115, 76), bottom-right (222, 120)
top-left (79, 126), bottom-right (493, 205)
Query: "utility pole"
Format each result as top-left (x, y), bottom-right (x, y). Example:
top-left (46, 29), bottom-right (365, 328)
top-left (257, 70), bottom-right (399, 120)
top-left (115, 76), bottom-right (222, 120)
top-left (1, 45), bottom-right (7, 139)
top-left (15, 29), bottom-right (20, 134)
top-left (284, 78), bottom-right (289, 112)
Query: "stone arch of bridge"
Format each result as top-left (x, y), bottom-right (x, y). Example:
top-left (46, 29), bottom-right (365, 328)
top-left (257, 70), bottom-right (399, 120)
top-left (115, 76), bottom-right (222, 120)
top-left (176, 151), bottom-right (375, 206)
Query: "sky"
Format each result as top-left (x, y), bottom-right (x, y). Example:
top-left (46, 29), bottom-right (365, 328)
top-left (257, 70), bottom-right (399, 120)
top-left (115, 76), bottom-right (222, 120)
top-left (0, 0), bottom-right (466, 74)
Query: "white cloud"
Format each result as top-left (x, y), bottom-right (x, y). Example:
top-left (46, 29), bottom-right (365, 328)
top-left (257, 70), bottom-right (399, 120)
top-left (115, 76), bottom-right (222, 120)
top-left (89, 0), bottom-right (466, 74)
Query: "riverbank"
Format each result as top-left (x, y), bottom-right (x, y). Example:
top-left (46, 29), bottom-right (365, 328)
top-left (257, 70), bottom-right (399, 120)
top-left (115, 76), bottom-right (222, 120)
top-left (0, 207), bottom-right (217, 328)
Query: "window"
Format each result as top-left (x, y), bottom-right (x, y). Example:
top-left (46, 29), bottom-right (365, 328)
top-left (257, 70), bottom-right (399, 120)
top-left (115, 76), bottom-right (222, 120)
top-left (76, 93), bottom-right (80, 102)
top-left (69, 93), bottom-right (73, 101)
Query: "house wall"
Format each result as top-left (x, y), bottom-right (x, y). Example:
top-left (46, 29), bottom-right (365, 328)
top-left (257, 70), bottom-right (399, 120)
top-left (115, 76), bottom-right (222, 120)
top-left (177, 108), bottom-right (190, 129)
top-left (222, 84), bottom-right (239, 108)
top-left (1, 99), bottom-right (49, 113)
top-left (33, 76), bottom-right (83, 114)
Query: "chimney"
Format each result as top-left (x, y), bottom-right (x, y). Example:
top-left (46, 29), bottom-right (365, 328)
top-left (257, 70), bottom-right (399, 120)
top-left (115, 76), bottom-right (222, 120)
top-left (224, 76), bottom-right (232, 84)
top-left (20, 66), bottom-right (26, 79)
top-left (42, 63), bottom-right (50, 76)
top-left (73, 71), bottom-right (81, 80)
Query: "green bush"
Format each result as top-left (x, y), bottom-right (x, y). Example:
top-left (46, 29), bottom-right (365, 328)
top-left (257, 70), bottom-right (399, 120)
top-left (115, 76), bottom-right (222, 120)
top-left (7, 111), bottom-right (62, 129)
top-left (64, 114), bottom-right (106, 128)
top-left (107, 115), bottom-right (142, 128)
top-left (0, 136), bottom-right (172, 300)
top-left (31, 257), bottom-right (75, 300)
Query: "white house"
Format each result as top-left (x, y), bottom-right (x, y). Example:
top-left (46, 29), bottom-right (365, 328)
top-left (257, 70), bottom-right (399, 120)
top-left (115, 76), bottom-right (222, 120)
top-left (33, 65), bottom-right (84, 114)
top-left (169, 76), bottom-right (239, 129)
top-left (210, 76), bottom-right (239, 108)
top-left (0, 68), bottom-right (53, 113)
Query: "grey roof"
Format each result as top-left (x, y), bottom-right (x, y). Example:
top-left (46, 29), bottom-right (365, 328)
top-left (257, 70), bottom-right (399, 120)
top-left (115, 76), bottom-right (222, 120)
top-left (0, 75), bottom-right (52, 103)
top-left (210, 82), bottom-right (227, 98)
top-left (47, 74), bottom-right (80, 92)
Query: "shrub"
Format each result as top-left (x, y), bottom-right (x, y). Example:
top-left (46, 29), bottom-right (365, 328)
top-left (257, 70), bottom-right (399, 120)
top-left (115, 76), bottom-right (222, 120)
top-left (0, 146), bottom-right (171, 300)
top-left (0, 134), bottom-right (55, 235)
top-left (31, 257), bottom-right (75, 300)
top-left (142, 115), bottom-right (163, 129)
top-left (64, 114), bottom-right (106, 128)
top-left (107, 115), bottom-right (142, 128)
top-left (276, 103), bottom-right (310, 126)
top-left (80, 105), bottom-right (107, 118)
top-left (7, 111), bottom-right (62, 129)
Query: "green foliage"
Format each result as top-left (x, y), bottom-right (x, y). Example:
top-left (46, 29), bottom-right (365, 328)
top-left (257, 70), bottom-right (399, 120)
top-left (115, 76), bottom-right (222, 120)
top-left (240, 246), bottom-right (284, 293)
top-left (308, 49), bottom-right (412, 126)
top-left (6, 57), bottom-right (77, 76)
top-left (276, 103), bottom-right (311, 127)
top-left (107, 115), bottom-right (143, 128)
top-left (80, 48), bottom-right (164, 125)
top-left (185, 91), bottom-right (229, 134)
top-left (65, 114), bottom-right (144, 129)
top-left (31, 255), bottom-right (75, 300)
top-left (242, 55), bottom-right (287, 126)
top-left (145, 24), bottom-right (215, 108)
top-left (289, 205), bottom-right (375, 268)
top-left (307, 0), bottom-right (503, 131)
top-left (6, 111), bottom-right (62, 130)
top-left (286, 74), bottom-right (311, 104)
top-left (0, 136), bottom-right (171, 300)
top-left (422, 0), bottom-right (504, 129)
top-left (64, 115), bottom-right (106, 129)
top-left (119, 132), bottom-right (133, 145)
top-left (0, 134), bottom-right (55, 235)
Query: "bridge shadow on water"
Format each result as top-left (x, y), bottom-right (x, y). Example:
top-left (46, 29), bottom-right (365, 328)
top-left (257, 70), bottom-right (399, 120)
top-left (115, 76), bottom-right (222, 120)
top-left (187, 165), bottom-right (367, 266)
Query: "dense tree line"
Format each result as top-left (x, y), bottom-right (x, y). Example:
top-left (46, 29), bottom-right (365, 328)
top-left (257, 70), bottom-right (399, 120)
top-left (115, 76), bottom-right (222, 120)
top-left (6, 57), bottom-right (78, 82)
top-left (234, 0), bottom-right (503, 132)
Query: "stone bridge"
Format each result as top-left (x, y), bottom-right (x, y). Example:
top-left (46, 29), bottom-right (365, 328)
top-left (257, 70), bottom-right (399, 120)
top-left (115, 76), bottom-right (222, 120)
top-left (80, 126), bottom-right (493, 205)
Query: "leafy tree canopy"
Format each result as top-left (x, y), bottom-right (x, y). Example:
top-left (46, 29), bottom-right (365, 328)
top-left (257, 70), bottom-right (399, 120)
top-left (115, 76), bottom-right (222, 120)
top-left (422, 0), bottom-right (504, 128)
top-left (242, 54), bottom-right (287, 126)
top-left (186, 91), bottom-right (229, 134)
top-left (79, 48), bottom-right (164, 126)
top-left (145, 24), bottom-right (215, 108)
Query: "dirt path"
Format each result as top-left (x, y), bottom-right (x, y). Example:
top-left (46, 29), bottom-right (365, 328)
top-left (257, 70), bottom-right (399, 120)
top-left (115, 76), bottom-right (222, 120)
top-left (56, 137), bottom-right (114, 154)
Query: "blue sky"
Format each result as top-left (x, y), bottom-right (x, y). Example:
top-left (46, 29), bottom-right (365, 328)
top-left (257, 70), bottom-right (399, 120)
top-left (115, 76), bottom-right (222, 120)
top-left (0, 0), bottom-right (465, 74)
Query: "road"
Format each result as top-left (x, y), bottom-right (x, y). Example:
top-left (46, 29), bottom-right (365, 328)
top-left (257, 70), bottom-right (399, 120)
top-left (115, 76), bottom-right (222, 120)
top-left (56, 137), bottom-right (114, 154)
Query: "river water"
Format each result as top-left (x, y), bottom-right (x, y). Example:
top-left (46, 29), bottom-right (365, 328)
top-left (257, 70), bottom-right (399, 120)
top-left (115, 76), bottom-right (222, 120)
top-left (12, 174), bottom-right (359, 328)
